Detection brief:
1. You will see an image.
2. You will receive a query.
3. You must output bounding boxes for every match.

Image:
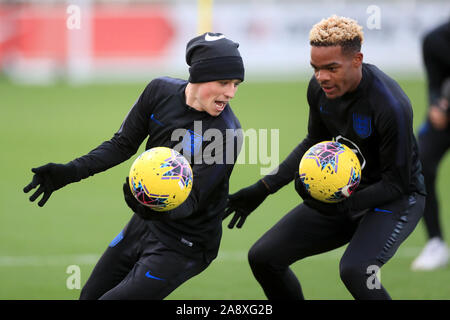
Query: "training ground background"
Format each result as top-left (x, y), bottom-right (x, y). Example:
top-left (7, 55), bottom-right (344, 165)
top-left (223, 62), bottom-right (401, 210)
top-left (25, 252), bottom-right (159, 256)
top-left (1, 76), bottom-right (450, 300)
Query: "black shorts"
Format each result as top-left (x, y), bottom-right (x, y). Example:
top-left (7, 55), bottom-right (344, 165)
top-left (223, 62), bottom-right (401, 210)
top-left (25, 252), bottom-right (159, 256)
top-left (80, 214), bottom-right (210, 300)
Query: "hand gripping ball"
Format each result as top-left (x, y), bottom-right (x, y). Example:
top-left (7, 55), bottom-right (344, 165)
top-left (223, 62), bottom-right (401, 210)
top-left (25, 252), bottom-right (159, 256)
top-left (299, 141), bottom-right (361, 203)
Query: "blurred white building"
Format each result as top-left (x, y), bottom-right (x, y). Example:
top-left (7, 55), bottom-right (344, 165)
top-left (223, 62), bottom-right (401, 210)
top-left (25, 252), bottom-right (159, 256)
top-left (0, 0), bottom-right (449, 83)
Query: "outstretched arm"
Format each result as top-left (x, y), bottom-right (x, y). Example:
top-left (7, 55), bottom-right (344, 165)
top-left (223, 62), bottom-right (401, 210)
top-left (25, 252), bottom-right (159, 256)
top-left (23, 81), bottom-right (156, 207)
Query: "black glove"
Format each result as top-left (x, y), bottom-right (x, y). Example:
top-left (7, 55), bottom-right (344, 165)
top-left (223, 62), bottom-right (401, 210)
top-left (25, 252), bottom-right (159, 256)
top-left (123, 177), bottom-right (166, 221)
top-left (294, 172), bottom-right (311, 201)
top-left (294, 172), bottom-right (350, 215)
top-left (224, 180), bottom-right (270, 229)
top-left (23, 162), bottom-right (79, 207)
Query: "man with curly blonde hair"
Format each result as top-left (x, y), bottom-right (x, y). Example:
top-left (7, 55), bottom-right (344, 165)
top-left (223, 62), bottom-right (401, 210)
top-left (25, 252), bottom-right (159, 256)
top-left (225, 15), bottom-right (426, 299)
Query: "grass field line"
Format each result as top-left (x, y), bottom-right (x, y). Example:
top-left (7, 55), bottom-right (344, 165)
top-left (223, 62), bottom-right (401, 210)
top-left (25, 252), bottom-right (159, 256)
top-left (0, 246), bottom-right (423, 267)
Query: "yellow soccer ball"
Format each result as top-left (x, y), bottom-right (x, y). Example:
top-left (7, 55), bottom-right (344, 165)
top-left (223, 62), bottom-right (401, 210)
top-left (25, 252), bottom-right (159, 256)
top-left (129, 147), bottom-right (193, 212)
top-left (299, 141), bottom-right (361, 203)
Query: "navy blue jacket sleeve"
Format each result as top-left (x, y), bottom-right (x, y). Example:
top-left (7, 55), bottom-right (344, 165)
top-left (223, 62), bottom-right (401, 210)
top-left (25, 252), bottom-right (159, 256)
top-left (69, 81), bottom-right (156, 180)
top-left (262, 79), bottom-right (331, 193)
top-left (348, 83), bottom-right (414, 210)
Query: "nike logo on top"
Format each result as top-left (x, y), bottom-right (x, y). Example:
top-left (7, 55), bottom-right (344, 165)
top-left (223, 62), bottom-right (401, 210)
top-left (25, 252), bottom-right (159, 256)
top-left (205, 33), bottom-right (226, 41)
top-left (145, 270), bottom-right (165, 281)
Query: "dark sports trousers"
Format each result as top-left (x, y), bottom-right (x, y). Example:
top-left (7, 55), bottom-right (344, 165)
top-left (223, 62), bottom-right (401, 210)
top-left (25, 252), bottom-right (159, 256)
top-left (418, 121), bottom-right (450, 239)
top-left (80, 215), bottom-right (209, 300)
top-left (248, 193), bottom-right (425, 300)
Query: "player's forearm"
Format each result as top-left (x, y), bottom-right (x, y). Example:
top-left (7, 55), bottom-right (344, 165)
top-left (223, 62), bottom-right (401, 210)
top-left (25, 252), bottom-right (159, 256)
top-left (71, 85), bottom-right (151, 180)
top-left (263, 139), bottom-right (314, 194)
top-left (71, 134), bottom-right (139, 180)
top-left (348, 179), bottom-right (403, 211)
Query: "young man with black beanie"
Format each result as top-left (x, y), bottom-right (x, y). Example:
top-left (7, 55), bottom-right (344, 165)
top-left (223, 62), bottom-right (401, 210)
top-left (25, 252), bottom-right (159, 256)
top-left (23, 32), bottom-right (245, 299)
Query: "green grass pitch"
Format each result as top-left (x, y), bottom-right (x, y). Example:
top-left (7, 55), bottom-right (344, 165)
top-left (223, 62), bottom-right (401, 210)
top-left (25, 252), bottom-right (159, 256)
top-left (1, 75), bottom-right (449, 299)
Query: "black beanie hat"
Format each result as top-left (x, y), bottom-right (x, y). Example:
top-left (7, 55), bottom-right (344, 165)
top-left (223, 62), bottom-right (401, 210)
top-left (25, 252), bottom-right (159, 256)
top-left (186, 32), bottom-right (245, 83)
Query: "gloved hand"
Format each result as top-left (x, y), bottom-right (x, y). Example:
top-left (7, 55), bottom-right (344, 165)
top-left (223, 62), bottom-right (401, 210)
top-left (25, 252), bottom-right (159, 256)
top-left (294, 172), bottom-right (311, 201)
top-left (23, 162), bottom-right (79, 207)
top-left (294, 172), bottom-right (350, 215)
top-left (224, 180), bottom-right (270, 229)
top-left (123, 177), bottom-right (166, 221)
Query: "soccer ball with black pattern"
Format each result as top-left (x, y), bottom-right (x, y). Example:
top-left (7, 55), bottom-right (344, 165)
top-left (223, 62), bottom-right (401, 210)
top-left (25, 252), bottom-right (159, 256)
top-left (299, 141), bottom-right (361, 203)
top-left (129, 147), bottom-right (193, 211)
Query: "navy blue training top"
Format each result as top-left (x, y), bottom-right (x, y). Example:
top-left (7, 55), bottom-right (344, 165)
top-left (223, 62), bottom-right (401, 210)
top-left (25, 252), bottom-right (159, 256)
top-left (69, 77), bottom-right (242, 261)
top-left (264, 63), bottom-right (426, 212)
